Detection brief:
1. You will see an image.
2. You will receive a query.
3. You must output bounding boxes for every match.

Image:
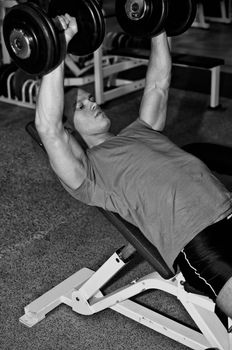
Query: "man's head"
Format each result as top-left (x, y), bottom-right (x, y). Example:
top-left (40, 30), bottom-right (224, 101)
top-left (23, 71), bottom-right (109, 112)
top-left (64, 88), bottom-right (111, 139)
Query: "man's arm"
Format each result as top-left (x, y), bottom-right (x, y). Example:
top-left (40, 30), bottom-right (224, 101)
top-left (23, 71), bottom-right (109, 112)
top-left (35, 15), bottom-right (86, 190)
top-left (139, 32), bottom-right (171, 131)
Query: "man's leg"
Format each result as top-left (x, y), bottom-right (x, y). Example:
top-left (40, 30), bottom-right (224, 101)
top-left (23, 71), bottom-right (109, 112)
top-left (174, 216), bottom-right (232, 318)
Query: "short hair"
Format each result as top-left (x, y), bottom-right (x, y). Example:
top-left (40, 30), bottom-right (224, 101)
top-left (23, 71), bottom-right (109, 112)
top-left (63, 87), bottom-right (91, 125)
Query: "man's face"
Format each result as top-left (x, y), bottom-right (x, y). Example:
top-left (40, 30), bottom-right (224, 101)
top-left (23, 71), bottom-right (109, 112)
top-left (70, 89), bottom-right (111, 135)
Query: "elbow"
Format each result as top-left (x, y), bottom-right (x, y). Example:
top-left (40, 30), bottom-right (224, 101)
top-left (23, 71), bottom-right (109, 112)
top-left (34, 116), bottom-right (50, 138)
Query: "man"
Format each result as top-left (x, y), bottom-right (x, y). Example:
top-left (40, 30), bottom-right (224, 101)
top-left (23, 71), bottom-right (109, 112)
top-left (35, 14), bottom-right (232, 318)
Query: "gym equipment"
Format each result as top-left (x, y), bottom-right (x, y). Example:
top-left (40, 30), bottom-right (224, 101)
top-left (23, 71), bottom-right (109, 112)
top-left (13, 68), bottom-right (38, 101)
top-left (19, 188), bottom-right (232, 349)
top-left (21, 121), bottom-right (232, 348)
top-left (165, 0), bottom-right (197, 36)
top-left (203, 0), bottom-right (231, 24)
top-left (0, 63), bottom-right (17, 97)
top-left (2, 0), bottom-right (105, 75)
top-left (115, 0), bottom-right (168, 37)
top-left (171, 53), bottom-right (224, 109)
top-left (115, 0), bottom-right (197, 37)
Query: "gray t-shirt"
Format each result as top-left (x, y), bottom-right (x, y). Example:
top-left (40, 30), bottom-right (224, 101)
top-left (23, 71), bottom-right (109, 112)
top-left (62, 119), bottom-right (232, 271)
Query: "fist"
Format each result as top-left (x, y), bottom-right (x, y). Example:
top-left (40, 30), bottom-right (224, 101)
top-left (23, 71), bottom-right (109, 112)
top-left (55, 13), bottom-right (78, 45)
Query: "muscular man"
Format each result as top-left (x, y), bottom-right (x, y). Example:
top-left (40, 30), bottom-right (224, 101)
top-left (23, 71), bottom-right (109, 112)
top-left (35, 14), bottom-right (232, 317)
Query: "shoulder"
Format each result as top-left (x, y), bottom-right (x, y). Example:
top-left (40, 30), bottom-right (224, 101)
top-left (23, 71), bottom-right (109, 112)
top-left (120, 118), bottom-right (153, 134)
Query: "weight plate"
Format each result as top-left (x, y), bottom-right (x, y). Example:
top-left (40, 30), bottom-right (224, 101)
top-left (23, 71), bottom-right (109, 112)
top-left (119, 33), bottom-right (131, 48)
top-left (112, 32), bottom-right (124, 49)
top-left (29, 0), bottom-right (52, 12)
top-left (0, 63), bottom-right (17, 97)
top-left (13, 68), bottom-right (38, 101)
top-left (165, 0), bottom-right (197, 36)
top-left (28, 2), bottom-right (64, 74)
top-left (115, 0), bottom-right (167, 37)
top-left (48, 0), bottom-right (105, 56)
top-left (3, 3), bottom-right (56, 75)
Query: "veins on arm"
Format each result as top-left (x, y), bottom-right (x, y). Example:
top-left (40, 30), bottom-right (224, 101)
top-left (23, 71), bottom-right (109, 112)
top-left (139, 32), bottom-right (171, 131)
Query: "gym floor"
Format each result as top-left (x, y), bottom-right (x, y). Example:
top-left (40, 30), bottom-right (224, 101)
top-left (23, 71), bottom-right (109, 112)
top-left (1, 8), bottom-right (232, 350)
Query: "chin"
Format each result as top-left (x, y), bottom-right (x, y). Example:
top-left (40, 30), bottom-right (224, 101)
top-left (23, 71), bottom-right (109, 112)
top-left (104, 118), bottom-right (111, 131)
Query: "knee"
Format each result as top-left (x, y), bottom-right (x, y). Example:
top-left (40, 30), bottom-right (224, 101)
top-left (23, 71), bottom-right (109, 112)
top-left (216, 277), bottom-right (232, 318)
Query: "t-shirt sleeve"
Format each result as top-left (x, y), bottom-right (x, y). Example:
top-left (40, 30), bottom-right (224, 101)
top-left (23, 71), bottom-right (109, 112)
top-left (59, 156), bottom-right (108, 209)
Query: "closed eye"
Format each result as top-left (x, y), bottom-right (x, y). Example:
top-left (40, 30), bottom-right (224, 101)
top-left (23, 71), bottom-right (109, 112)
top-left (76, 102), bottom-right (84, 110)
top-left (88, 95), bottom-right (95, 102)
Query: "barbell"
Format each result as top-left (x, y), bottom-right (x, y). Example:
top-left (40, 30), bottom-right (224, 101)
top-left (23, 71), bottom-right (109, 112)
top-left (2, 0), bottom-right (197, 76)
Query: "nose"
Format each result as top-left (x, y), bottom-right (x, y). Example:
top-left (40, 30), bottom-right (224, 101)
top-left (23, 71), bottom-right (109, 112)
top-left (90, 102), bottom-right (97, 111)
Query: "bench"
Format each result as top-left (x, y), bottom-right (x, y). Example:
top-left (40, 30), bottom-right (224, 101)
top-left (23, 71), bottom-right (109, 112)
top-left (19, 205), bottom-right (232, 348)
top-left (172, 53), bottom-right (224, 109)
top-left (22, 122), bottom-right (232, 349)
top-left (108, 47), bottom-right (224, 109)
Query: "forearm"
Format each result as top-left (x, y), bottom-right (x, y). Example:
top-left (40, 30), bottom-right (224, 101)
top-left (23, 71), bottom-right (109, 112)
top-left (35, 62), bottom-right (65, 137)
top-left (145, 32), bottom-right (171, 91)
top-left (139, 32), bottom-right (171, 130)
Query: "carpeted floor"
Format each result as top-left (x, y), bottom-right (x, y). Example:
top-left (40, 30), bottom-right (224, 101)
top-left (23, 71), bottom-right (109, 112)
top-left (1, 80), bottom-right (232, 350)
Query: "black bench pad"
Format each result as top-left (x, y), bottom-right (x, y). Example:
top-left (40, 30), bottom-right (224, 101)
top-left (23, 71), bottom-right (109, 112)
top-left (172, 53), bottom-right (224, 69)
top-left (108, 48), bottom-right (224, 69)
top-left (99, 208), bottom-right (174, 279)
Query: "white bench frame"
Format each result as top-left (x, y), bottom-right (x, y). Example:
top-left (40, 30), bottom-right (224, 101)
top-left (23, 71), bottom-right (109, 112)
top-left (19, 247), bottom-right (232, 350)
top-left (172, 60), bottom-right (221, 109)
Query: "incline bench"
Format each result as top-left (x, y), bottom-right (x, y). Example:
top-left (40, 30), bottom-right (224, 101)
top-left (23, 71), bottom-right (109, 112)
top-left (19, 207), bottom-right (232, 349)
top-left (21, 124), bottom-right (232, 349)
top-left (108, 47), bottom-right (224, 109)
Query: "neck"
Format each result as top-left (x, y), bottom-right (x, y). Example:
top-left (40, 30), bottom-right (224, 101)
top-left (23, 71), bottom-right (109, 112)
top-left (84, 132), bottom-right (113, 148)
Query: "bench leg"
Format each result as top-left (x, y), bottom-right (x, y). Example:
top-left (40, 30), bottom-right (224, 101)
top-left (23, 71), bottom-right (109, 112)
top-left (192, 2), bottom-right (210, 29)
top-left (210, 66), bottom-right (221, 109)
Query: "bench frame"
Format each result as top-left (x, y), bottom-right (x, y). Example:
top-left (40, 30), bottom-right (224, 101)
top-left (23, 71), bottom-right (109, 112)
top-left (19, 241), bottom-right (232, 349)
top-left (23, 126), bottom-right (232, 349)
top-left (172, 58), bottom-right (222, 110)
top-left (93, 46), bottom-right (224, 109)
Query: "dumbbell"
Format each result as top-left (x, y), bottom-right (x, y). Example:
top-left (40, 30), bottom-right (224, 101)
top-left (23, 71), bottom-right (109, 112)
top-left (3, 0), bottom-right (105, 76)
top-left (115, 0), bottom-right (197, 37)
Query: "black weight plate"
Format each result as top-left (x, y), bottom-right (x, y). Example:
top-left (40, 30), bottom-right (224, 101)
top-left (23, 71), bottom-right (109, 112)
top-left (165, 0), bottom-right (197, 36)
top-left (27, 2), bottom-right (64, 74)
top-left (3, 3), bottom-right (55, 75)
top-left (0, 63), bottom-right (17, 97)
top-left (112, 32), bottom-right (124, 49)
top-left (13, 68), bottom-right (37, 100)
top-left (115, 0), bottom-right (167, 37)
top-left (119, 33), bottom-right (131, 48)
top-left (48, 0), bottom-right (105, 56)
top-left (28, 0), bottom-right (52, 12)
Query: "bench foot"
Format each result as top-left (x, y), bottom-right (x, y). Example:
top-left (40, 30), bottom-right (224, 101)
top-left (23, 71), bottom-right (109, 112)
top-left (207, 104), bottom-right (226, 111)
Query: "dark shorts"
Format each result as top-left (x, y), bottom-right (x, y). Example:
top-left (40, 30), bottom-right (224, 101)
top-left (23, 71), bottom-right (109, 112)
top-left (174, 215), bottom-right (232, 301)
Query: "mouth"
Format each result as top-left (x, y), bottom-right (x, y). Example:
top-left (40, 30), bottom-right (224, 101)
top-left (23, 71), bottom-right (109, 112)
top-left (95, 111), bottom-right (102, 118)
